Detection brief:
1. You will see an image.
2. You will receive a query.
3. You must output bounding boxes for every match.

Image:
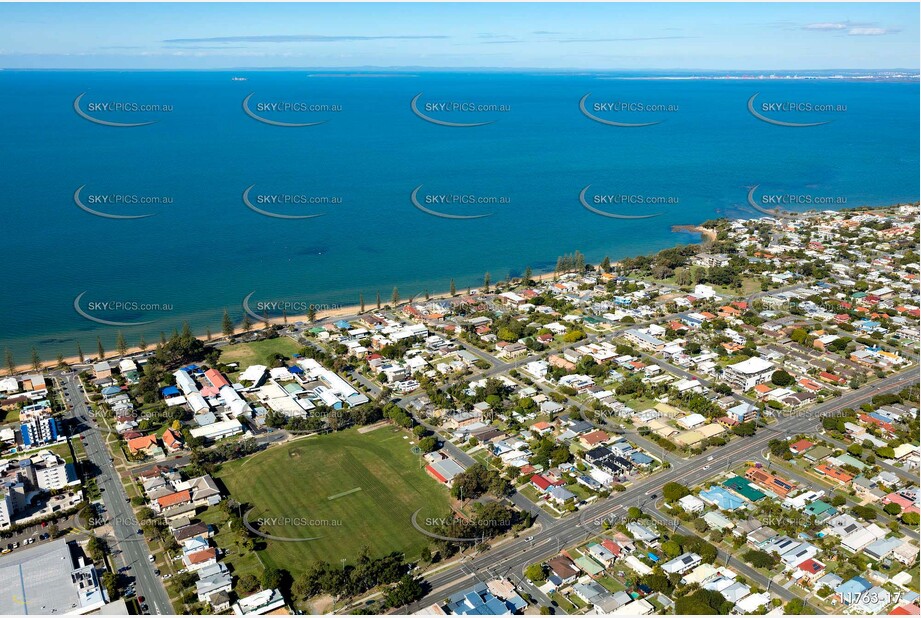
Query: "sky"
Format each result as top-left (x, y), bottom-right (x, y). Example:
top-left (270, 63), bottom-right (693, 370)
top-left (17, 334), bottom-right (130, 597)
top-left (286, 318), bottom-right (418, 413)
top-left (1, 2), bottom-right (918, 70)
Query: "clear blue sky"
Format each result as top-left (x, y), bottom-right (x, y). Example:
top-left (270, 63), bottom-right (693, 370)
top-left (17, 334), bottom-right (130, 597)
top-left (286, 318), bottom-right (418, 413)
top-left (1, 3), bottom-right (917, 70)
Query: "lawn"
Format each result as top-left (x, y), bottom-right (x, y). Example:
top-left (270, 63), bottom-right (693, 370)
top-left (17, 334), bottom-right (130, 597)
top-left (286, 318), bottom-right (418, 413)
top-left (218, 337), bottom-right (302, 370)
top-left (216, 426), bottom-right (453, 572)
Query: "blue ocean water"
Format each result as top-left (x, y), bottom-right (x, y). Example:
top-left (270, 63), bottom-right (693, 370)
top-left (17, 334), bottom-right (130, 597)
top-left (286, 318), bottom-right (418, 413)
top-left (0, 71), bottom-right (918, 360)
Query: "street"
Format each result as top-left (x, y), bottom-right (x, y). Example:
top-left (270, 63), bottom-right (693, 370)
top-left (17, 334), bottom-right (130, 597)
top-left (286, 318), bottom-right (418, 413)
top-left (58, 372), bottom-right (174, 615)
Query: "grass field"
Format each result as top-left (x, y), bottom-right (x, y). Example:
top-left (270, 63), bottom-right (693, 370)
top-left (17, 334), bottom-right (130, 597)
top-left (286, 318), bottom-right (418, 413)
top-left (218, 338), bottom-right (301, 371)
top-left (216, 426), bottom-right (453, 571)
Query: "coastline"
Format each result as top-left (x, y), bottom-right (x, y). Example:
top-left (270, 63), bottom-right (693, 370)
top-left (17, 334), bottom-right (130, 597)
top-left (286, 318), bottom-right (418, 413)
top-left (671, 224), bottom-right (717, 244)
top-left (0, 222), bottom-right (767, 373)
top-left (7, 223), bottom-right (719, 373)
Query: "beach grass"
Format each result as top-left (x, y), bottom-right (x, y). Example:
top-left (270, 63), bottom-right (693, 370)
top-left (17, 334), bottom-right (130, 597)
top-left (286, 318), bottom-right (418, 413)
top-left (215, 426), bottom-right (453, 572)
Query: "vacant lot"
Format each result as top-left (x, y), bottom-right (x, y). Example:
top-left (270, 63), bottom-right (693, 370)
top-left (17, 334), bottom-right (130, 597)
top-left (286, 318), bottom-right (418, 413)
top-left (218, 337), bottom-right (301, 370)
top-left (217, 426), bottom-right (452, 571)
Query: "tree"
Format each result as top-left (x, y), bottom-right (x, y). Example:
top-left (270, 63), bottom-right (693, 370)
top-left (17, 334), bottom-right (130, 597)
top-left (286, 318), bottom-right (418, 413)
top-left (883, 502), bottom-right (902, 516)
top-left (359, 293), bottom-right (365, 313)
top-left (525, 563), bottom-right (547, 583)
top-left (96, 337), bottom-right (105, 360)
top-left (742, 549), bottom-right (777, 569)
top-left (901, 512), bottom-right (920, 525)
top-left (483, 272), bottom-right (491, 292)
top-left (376, 291), bottom-right (382, 309)
top-left (418, 436), bottom-right (438, 453)
top-left (307, 305), bottom-right (317, 322)
top-left (662, 482), bottom-right (690, 502)
top-left (116, 331), bottom-right (128, 356)
top-left (641, 573), bottom-right (673, 594)
top-left (222, 308), bottom-right (234, 336)
top-left (4, 348), bottom-right (13, 376)
top-left (385, 575), bottom-right (424, 608)
top-left (600, 256), bottom-right (611, 272)
top-left (30, 347), bottom-right (42, 371)
top-left (237, 573), bottom-right (260, 595)
top-left (771, 369), bottom-right (794, 386)
top-left (661, 539), bottom-right (682, 558)
top-left (242, 315), bottom-right (253, 332)
top-left (76, 342), bottom-right (84, 363)
top-left (138, 335), bottom-right (147, 351)
top-left (523, 266), bottom-right (532, 284)
top-left (784, 598), bottom-right (808, 614)
top-left (449, 279), bottom-right (457, 296)
top-left (261, 567), bottom-right (285, 590)
top-left (391, 287), bottom-right (400, 306)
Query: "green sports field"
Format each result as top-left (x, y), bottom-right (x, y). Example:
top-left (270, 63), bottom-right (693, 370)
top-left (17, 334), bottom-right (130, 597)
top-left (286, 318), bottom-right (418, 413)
top-left (216, 426), bottom-right (453, 571)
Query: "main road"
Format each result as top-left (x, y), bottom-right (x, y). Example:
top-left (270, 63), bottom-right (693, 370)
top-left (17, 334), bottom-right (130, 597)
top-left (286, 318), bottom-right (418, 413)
top-left (58, 372), bottom-right (173, 615)
top-left (403, 369), bottom-right (917, 613)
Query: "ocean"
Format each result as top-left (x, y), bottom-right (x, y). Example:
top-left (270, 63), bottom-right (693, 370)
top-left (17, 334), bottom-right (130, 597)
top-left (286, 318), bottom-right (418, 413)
top-left (0, 70), bottom-right (918, 361)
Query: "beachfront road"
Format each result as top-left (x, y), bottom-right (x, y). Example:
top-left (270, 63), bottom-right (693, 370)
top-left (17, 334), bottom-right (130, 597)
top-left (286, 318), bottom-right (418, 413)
top-left (403, 369), bottom-right (917, 614)
top-left (59, 372), bottom-right (173, 615)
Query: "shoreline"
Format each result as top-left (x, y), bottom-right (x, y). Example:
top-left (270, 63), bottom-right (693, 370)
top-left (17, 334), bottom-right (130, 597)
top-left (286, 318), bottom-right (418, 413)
top-left (0, 210), bottom-right (853, 373)
top-left (671, 224), bottom-right (717, 244)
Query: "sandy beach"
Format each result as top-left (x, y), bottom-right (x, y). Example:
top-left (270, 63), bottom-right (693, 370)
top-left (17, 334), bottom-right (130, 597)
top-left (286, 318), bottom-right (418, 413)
top-left (9, 226), bottom-right (715, 373)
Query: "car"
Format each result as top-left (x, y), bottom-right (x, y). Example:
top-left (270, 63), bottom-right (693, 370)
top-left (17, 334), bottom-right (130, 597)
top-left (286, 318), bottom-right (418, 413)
top-left (707, 455), bottom-right (714, 462)
top-left (138, 596), bottom-right (145, 603)
top-left (525, 536), bottom-right (534, 542)
top-left (153, 569), bottom-right (160, 576)
top-left (41, 522), bottom-right (47, 528)
top-left (141, 605), bottom-right (149, 613)
top-left (702, 465), bottom-right (710, 471)
top-left (148, 554), bottom-right (155, 562)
